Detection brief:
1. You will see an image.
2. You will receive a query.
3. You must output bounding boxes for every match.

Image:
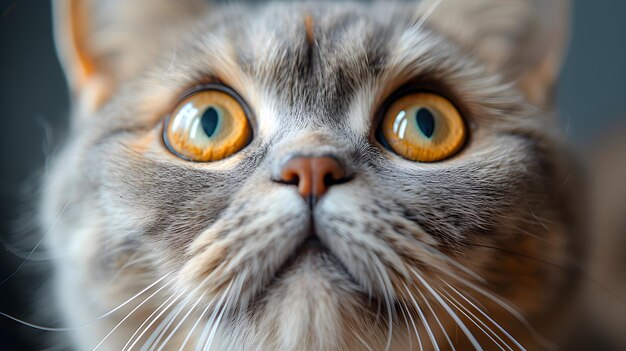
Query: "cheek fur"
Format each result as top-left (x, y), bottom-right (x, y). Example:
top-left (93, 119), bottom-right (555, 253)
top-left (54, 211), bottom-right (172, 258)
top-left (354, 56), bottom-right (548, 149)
top-left (94, 135), bottom-right (257, 257)
top-left (179, 187), bottom-right (309, 297)
top-left (370, 135), bottom-right (550, 247)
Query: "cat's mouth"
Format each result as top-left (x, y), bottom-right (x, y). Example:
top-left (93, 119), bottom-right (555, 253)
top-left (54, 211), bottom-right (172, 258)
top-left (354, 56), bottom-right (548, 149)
top-left (279, 229), bottom-right (329, 270)
top-left (268, 225), bottom-right (356, 287)
top-left (301, 234), bottom-right (326, 249)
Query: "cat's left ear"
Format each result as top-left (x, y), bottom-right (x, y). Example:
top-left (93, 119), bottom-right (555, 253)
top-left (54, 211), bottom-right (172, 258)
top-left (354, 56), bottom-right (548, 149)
top-left (426, 0), bottom-right (570, 109)
top-left (510, 0), bottom-right (570, 109)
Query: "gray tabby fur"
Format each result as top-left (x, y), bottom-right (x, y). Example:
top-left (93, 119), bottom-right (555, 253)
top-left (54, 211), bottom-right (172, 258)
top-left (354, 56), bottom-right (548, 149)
top-left (43, 0), bottom-right (580, 349)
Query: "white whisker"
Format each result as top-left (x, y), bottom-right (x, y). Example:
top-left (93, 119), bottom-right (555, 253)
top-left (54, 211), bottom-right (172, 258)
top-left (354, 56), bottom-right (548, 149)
top-left (446, 283), bottom-right (526, 351)
top-left (204, 276), bottom-right (240, 351)
top-left (104, 252), bottom-right (150, 288)
top-left (165, 49), bottom-right (177, 75)
top-left (125, 290), bottom-right (184, 351)
top-left (397, 300), bottom-right (412, 350)
top-left (400, 298), bottom-right (423, 351)
top-left (403, 283), bottom-right (439, 351)
top-left (143, 291), bottom-right (190, 351)
top-left (156, 291), bottom-right (207, 351)
top-left (178, 294), bottom-right (219, 351)
top-left (0, 199), bottom-right (70, 287)
top-left (415, 0), bottom-right (443, 30)
top-left (411, 268), bottom-right (482, 350)
top-left (355, 332), bottom-right (375, 351)
top-left (441, 290), bottom-right (509, 351)
top-left (371, 256), bottom-right (395, 351)
top-left (195, 283), bottom-right (232, 351)
top-left (123, 293), bottom-right (178, 351)
top-left (451, 275), bottom-right (556, 350)
top-left (1, 272), bottom-right (172, 332)
top-left (93, 277), bottom-right (175, 351)
top-left (415, 286), bottom-right (455, 351)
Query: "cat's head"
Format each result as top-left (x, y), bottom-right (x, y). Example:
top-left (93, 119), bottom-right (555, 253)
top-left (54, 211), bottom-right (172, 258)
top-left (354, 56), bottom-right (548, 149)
top-left (46, 0), bottom-right (578, 349)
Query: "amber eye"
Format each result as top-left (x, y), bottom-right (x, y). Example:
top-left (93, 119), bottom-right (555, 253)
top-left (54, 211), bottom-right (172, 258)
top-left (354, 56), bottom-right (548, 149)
top-left (164, 86), bottom-right (252, 162)
top-left (377, 92), bottom-right (466, 162)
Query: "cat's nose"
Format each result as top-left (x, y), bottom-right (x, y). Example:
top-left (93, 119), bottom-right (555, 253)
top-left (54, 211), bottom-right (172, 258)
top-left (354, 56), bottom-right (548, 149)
top-left (277, 156), bottom-right (348, 204)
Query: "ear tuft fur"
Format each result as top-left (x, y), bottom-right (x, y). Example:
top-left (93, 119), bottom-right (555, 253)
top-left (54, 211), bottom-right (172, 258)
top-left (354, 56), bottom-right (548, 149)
top-left (423, 0), bottom-right (570, 109)
top-left (53, 0), bottom-right (209, 112)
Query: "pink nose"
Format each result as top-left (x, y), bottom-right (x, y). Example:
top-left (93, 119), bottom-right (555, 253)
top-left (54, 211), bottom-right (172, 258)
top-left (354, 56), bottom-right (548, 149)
top-left (278, 156), bottom-right (347, 201)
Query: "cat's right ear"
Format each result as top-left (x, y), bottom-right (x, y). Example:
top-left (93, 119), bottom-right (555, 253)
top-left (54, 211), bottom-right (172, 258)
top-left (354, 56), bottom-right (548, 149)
top-left (53, 0), bottom-right (111, 114)
top-left (53, 0), bottom-right (208, 115)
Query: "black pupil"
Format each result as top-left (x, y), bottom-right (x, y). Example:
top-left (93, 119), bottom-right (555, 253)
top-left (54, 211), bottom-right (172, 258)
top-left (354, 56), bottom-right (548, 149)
top-left (201, 107), bottom-right (219, 138)
top-left (415, 108), bottom-right (435, 138)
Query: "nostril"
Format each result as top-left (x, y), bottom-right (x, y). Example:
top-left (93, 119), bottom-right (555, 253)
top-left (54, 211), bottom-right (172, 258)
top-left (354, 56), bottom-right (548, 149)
top-left (323, 172), bottom-right (351, 187)
top-left (323, 172), bottom-right (340, 187)
top-left (323, 173), bottom-right (334, 187)
top-left (283, 174), bottom-right (300, 186)
top-left (276, 167), bottom-right (301, 186)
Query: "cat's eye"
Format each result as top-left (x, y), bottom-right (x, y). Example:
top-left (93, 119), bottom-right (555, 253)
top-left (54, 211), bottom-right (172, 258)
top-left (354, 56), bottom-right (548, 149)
top-left (164, 85), bottom-right (252, 162)
top-left (377, 92), bottom-right (466, 162)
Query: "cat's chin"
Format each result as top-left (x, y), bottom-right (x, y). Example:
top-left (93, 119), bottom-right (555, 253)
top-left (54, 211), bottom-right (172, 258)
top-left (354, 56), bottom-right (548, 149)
top-left (232, 246), bottom-right (384, 351)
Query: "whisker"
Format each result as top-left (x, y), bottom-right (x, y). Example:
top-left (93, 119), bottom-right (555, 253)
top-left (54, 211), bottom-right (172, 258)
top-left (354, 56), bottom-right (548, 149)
top-left (438, 255), bottom-right (487, 284)
top-left (128, 292), bottom-right (184, 351)
top-left (403, 283), bottom-right (439, 351)
top-left (165, 49), bottom-right (177, 75)
top-left (203, 296), bottom-right (229, 351)
top-left (371, 256), bottom-right (395, 351)
top-left (354, 332), bottom-right (375, 351)
top-left (195, 283), bottom-right (233, 351)
top-left (93, 277), bottom-right (176, 351)
top-left (0, 199), bottom-right (70, 287)
top-left (450, 274), bottom-right (556, 350)
top-left (415, 0), bottom-right (443, 29)
top-left (529, 210), bottom-right (554, 234)
top-left (156, 291), bottom-right (208, 351)
top-left (411, 268), bottom-right (482, 350)
top-left (143, 292), bottom-right (190, 351)
top-left (466, 242), bottom-right (621, 303)
top-left (0, 272), bottom-right (172, 332)
top-left (386, 227), bottom-right (487, 285)
top-left (125, 290), bottom-right (184, 351)
top-left (123, 294), bottom-right (178, 351)
top-left (415, 286), bottom-right (456, 351)
top-left (146, 273), bottom-right (218, 350)
top-left (105, 253), bottom-right (153, 288)
top-left (204, 273), bottom-right (244, 351)
top-left (440, 290), bottom-right (510, 351)
top-left (397, 300), bottom-right (412, 350)
top-left (178, 294), bottom-right (220, 351)
top-left (446, 283), bottom-right (526, 351)
top-left (399, 298), bottom-right (423, 351)
top-left (0, 241), bottom-right (64, 261)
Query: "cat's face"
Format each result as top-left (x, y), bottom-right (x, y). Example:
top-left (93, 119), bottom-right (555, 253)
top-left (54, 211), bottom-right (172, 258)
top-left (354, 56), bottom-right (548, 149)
top-left (45, 0), bottom-right (579, 350)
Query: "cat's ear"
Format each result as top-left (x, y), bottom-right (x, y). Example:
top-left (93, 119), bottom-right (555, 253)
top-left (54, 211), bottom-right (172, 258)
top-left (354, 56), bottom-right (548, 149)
top-left (426, 0), bottom-right (570, 109)
top-left (53, 0), bottom-right (208, 112)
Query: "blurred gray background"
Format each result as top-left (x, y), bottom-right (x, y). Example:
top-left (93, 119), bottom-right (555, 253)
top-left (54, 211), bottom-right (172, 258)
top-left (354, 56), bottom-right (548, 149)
top-left (1, 0), bottom-right (625, 349)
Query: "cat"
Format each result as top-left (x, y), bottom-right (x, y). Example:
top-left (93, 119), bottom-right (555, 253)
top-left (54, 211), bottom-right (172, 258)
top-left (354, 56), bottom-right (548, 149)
top-left (42, 0), bottom-right (581, 349)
